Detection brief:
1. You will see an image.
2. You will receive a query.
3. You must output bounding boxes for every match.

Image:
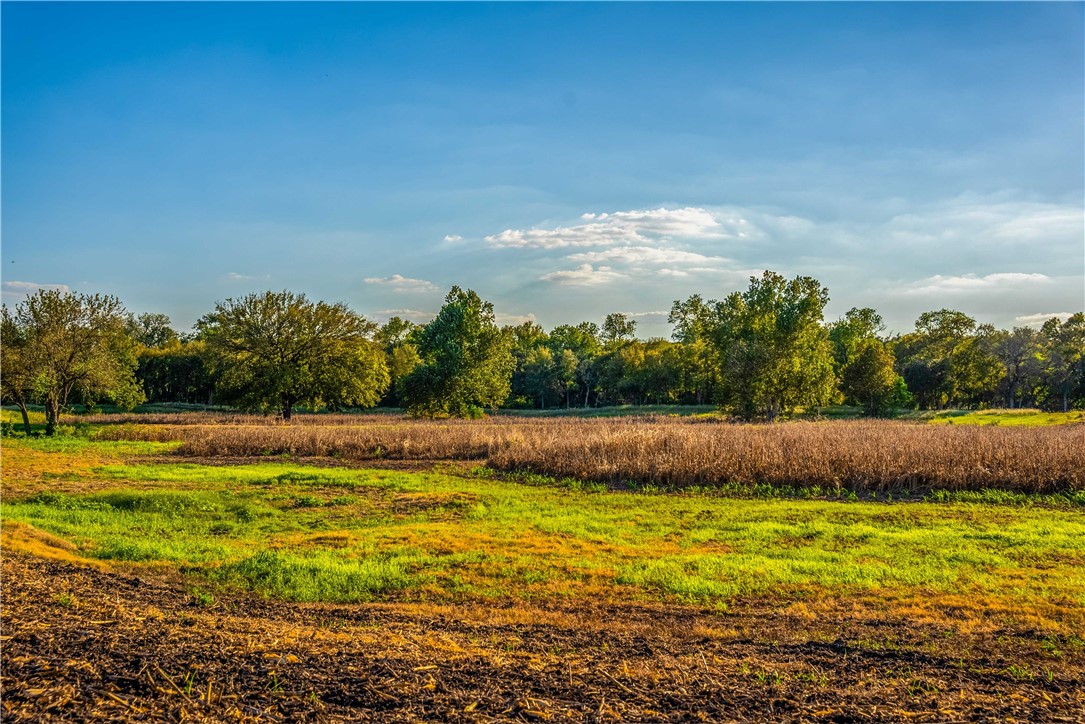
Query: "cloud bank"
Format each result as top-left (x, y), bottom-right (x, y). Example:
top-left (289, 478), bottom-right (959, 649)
top-left (1, 280), bottom-right (71, 303)
top-left (486, 207), bottom-right (732, 249)
top-left (364, 274), bottom-right (439, 293)
top-left (540, 264), bottom-right (628, 286)
top-left (373, 308), bottom-right (436, 323)
top-left (898, 273), bottom-right (1053, 296)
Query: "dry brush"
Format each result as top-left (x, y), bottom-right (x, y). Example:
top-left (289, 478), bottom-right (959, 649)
top-left (94, 416), bottom-right (1085, 494)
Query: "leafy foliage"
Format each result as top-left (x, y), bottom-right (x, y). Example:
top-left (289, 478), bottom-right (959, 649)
top-left (400, 287), bottom-right (514, 418)
top-left (1040, 313), bottom-right (1085, 412)
top-left (127, 312), bottom-right (180, 348)
top-left (841, 339), bottom-right (909, 416)
top-left (136, 341), bottom-right (215, 405)
top-left (893, 310), bottom-right (1005, 409)
top-left (2, 290), bottom-right (144, 434)
top-left (602, 312), bottom-right (637, 344)
top-left (709, 272), bottom-right (838, 421)
top-left (376, 316), bottom-right (421, 407)
top-left (196, 291), bottom-right (389, 419)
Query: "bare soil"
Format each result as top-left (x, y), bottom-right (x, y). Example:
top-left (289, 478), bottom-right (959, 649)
top-left (2, 553), bottom-right (1082, 722)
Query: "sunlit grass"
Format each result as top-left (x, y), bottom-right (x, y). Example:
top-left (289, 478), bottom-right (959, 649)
top-left (1, 408), bottom-right (48, 425)
top-left (3, 439), bottom-right (1083, 624)
top-left (927, 409), bottom-right (1085, 427)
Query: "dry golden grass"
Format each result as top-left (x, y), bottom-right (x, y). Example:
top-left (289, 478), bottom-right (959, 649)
top-left (489, 419), bottom-right (1085, 493)
top-left (94, 416), bottom-right (1085, 493)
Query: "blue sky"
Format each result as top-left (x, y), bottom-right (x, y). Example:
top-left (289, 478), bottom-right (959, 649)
top-left (3, 2), bottom-right (1082, 336)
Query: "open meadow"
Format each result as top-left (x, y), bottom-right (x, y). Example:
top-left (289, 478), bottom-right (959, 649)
top-left (1, 409), bottom-right (1084, 721)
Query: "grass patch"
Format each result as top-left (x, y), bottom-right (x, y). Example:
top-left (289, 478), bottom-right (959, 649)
top-left (4, 454), bottom-right (1084, 620)
top-left (209, 549), bottom-right (413, 602)
top-left (3, 431), bottom-right (1084, 635)
top-left (926, 409), bottom-right (1085, 427)
top-left (8, 435), bottom-right (176, 457)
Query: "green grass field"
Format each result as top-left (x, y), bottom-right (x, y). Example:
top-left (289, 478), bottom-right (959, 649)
top-left (3, 432), bottom-right (1083, 634)
top-left (925, 408), bottom-right (1085, 426)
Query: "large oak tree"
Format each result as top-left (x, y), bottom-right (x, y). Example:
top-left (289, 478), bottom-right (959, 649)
top-left (196, 291), bottom-right (389, 419)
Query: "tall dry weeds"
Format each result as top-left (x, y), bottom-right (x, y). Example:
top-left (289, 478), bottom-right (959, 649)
top-left (94, 416), bottom-right (1085, 494)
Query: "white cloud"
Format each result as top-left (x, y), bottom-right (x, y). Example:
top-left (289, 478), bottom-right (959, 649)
top-left (225, 272), bottom-right (260, 281)
top-left (540, 264), bottom-right (627, 286)
top-left (566, 246), bottom-right (728, 267)
top-left (882, 199), bottom-right (1084, 250)
top-left (1, 280), bottom-right (70, 303)
top-left (495, 312), bottom-right (538, 326)
top-left (626, 310), bottom-right (670, 322)
top-left (899, 272), bottom-right (1053, 296)
top-left (363, 274), bottom-right (439, 293)
top-left (1013, 312), bottom-right (1075, 327)
top-left (657, 268), bottom-right (690, 278)
top-left (487, 207), bottom-right (731, 249)
top-left (374, 308), bottom-right (435, 324)
top-left (442, 234), bottom-right (464, 244)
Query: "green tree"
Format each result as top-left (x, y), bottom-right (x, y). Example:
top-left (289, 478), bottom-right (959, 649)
top-left (710, 271), bottom-right (837, 421)
top-left (828, 307), bottom-right (884, 373)
top-left (556, 348), bottom-right (579, 408)
top-left (400, 287), bottom-right (514, 418)
top-left (841, 339), bottom-right (907, 416)
top-left (1, 307), bottom-right (36, 433)
top-left (1, 290), bottom-right (144, 434)
top-left (376, 317), bottom-right (421, 407)
top-left (196, 291), bottom-right (389, 419)
top-left (992, 327), bottom-right (1044, 408)
top-left (136, 340), bottom-right (215, 405)
top-left (507, 322), bottom-right (550, 408)
top-left (1040, 313), bottom-right (1085, 411)
top-left (669, 295), bottom-right (722, 404)
top-left (549, 322), bottom-right (602, 407)
top-left (893, 310), bottom-right (1004, 409)
top-left (827, 307), bottom-right (910, 416)
top-left (376, 316), bottom-right (418, 347)
top-left (127, 312), bottom-right (180, 348)
top-left (602, 312), bottom-right (637, 345)
top-left (522, 345), bottom-right (558, 409)
top-left (636, 339), bottom-right (683, 404)
top-left (596, 341), bottom-right (646, 405)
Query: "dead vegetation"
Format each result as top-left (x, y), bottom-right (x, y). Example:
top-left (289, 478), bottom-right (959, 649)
top-left (95, 416), bottom-right (1085, 493)
top-left (3, 553), bottom-right (1082, 722)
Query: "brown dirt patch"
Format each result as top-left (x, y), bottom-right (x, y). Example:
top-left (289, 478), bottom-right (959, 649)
top-left (0, 445), bottom-right (117, 495)
top-left (2, 554), bottom-right (1082, 722)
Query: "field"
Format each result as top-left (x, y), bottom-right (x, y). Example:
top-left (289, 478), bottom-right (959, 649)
top-left (2, 409), bottom-right (1084, 721)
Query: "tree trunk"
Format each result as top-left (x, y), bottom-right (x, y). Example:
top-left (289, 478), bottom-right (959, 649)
top-left (17, 403), bottom-right (31, 435)
top-left (44, 400), bottom-right (60, 436)
top-left (282, 403), bottom-right (293, 421)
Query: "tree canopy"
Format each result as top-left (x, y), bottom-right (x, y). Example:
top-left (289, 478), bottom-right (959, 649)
top-left (196, 290), bottom-right (389, 419)
top-left (9, 274), bottom-right (1081, 425)
top-left (708, 271), bottom-right (837, 421)
top-left (400, 287), bottom-right (513, 418)
top-left (1, 290), bottom-right (144, 434)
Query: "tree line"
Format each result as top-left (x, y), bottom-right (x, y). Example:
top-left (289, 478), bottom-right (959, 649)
top-left (3, 272), bottom-right (1083, 433)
